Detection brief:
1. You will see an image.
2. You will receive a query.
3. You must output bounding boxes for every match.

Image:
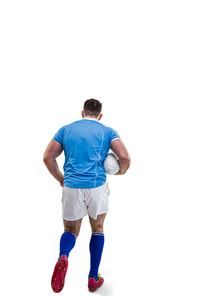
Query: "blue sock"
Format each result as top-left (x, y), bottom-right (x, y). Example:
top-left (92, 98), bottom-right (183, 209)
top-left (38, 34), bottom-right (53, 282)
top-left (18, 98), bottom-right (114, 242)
top-left (89, 233), bottom-right (105, 281)
top-left (59, 232), bottom-right (76, 258)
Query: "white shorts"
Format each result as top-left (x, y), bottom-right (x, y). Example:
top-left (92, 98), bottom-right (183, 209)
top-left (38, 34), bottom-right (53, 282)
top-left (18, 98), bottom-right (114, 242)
top-left (61, 182), bottom-right (110, 221)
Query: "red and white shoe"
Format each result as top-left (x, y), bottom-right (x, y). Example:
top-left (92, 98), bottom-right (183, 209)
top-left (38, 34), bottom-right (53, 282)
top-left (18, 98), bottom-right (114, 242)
top-left (88, 275), bottom-right (104, 292)
top-left (51, 255), bottom-right (68, 293)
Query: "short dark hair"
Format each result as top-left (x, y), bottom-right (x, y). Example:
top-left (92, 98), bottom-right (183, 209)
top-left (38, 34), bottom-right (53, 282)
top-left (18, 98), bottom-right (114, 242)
top-left (83, 99), bottom-right (102, 118)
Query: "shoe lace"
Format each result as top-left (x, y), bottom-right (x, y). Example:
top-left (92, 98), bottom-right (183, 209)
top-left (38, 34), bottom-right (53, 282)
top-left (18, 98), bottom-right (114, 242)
top-left (88, 273), bottom-right (102, 282)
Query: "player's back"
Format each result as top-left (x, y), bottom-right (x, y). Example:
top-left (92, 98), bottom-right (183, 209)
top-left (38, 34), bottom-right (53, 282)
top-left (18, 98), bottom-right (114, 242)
top-left (53, 118), bottom-right (120, 188)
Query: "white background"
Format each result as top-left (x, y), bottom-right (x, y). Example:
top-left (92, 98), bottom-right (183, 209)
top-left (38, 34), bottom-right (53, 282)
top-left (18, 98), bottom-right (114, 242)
top-left (0, 1), bottom-right (197, 295)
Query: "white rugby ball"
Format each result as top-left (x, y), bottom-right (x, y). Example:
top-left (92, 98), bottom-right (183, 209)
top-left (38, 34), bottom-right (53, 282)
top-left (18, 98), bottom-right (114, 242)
top-left (103, 153), bottom-right (120, 175)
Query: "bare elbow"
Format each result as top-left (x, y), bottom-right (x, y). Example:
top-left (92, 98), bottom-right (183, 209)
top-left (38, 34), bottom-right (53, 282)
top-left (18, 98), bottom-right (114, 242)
top-left (127, 156), bottom-right (131, 165)
top-left (124, 155), bottom-right (131, 163)
top-left (43, 156), bottom-right (47, 165)
top-left (119, 153), bottom-right (130, 163)
top-left (43, 153), bottom-right (49, 165)
top-left (118, 154), bottom-right (131, 175)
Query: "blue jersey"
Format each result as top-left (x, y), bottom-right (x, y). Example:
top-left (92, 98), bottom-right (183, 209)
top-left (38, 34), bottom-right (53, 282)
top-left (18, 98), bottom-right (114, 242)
top-left (53, 118), bottom-right (120, 188)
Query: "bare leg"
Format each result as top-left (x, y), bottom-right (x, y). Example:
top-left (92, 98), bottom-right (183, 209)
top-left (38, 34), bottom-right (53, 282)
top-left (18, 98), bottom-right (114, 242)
top-left (63, 218), bottom-right (83, 238)
top-left (89, 213), bottom-right (107, 233)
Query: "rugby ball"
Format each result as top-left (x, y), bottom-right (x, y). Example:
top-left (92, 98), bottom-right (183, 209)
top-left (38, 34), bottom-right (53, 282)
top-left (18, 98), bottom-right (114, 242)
top-left (103, 153), bottom-right (120, 175)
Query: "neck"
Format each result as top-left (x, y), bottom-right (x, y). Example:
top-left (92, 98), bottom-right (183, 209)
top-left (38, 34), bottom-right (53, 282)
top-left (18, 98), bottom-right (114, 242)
top-left (84, 116), bottom-right (98, 121)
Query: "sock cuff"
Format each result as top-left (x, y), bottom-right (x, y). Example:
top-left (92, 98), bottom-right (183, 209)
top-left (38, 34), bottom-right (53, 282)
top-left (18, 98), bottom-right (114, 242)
top-left (64, 231), bottom-right (76, 239)
top-left (92, 232), bottom-right (104, 237)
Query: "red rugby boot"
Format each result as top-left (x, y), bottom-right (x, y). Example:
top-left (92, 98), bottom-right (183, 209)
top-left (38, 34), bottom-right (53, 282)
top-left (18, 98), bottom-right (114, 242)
top-left (51, 255), bottom-right (68, 293)
top-left (88, 274), bottom-right (104, 292)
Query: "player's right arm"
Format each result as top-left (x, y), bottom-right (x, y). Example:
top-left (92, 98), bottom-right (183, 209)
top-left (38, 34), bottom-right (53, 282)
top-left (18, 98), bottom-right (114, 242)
top-left (110, 139), bottom-right (131, 175)
top-left (43, 140), bottom-right (64, 186)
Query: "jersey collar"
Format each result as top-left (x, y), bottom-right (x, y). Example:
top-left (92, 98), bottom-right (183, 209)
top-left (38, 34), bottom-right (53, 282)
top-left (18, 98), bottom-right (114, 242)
top-left (83, 117), bottom-right (98, 121)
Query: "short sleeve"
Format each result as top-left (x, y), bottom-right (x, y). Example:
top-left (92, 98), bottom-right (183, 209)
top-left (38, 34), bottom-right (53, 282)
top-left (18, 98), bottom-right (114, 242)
top-left (53, 126), bottom-right (65, 145)
top-left (109, 127), bottom-right (121, 143)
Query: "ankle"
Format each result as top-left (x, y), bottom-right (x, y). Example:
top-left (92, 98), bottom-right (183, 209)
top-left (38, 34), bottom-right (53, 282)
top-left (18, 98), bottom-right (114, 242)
top-left (88, 273), bottom-right (98, 281)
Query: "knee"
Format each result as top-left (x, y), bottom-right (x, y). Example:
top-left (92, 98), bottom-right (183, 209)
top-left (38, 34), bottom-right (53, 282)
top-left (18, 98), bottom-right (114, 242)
top-left (91, 225), bottom-right (103, 233)
top-left (63, 219), bottom-right (82, 239)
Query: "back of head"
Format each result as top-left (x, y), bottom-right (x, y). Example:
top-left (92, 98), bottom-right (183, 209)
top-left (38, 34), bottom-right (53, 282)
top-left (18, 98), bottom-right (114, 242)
top-left (83, 99), bottom-right (102, 118)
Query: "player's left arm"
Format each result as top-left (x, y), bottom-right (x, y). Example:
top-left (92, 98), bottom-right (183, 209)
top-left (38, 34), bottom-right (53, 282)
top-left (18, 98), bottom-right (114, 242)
top-left (110, 138), bottom-right (131, 175)
top-left (43, 140), bottom-right (64, 187)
